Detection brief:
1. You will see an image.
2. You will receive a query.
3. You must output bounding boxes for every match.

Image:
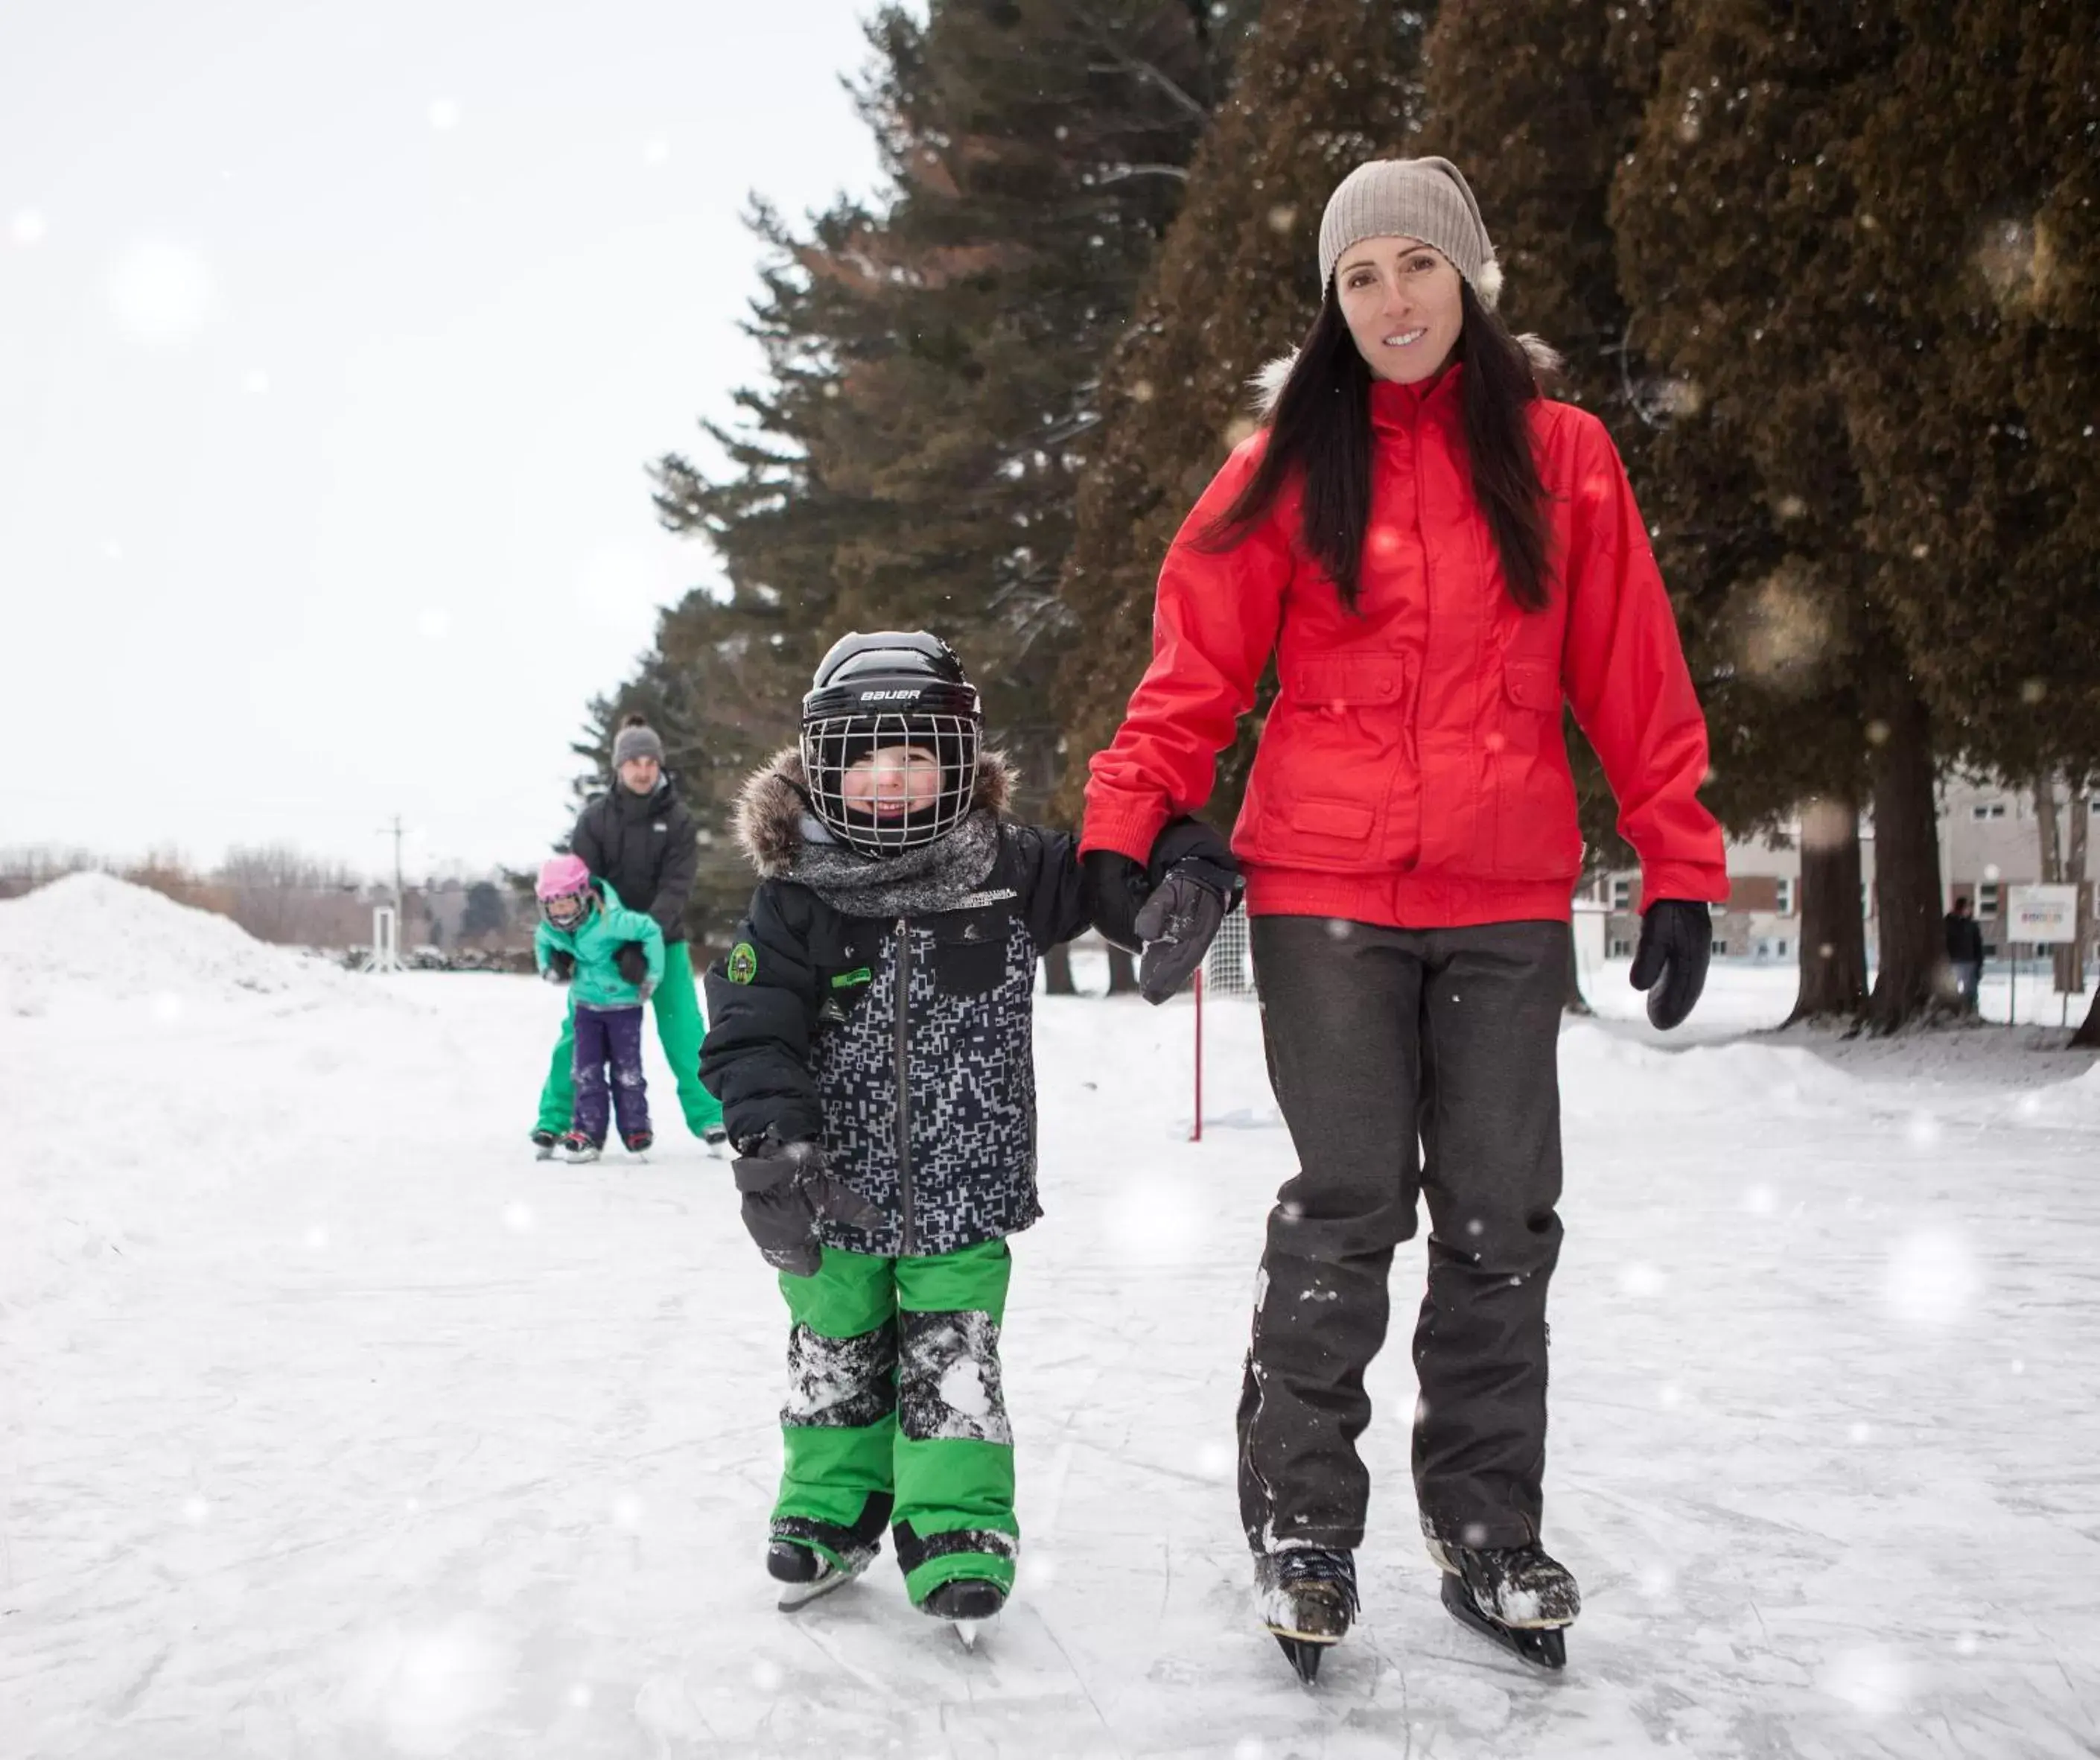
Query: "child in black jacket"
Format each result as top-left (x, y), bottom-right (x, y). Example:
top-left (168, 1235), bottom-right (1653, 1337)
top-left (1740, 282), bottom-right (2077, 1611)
top-left (700, 630), bottom-right (1237, 1630)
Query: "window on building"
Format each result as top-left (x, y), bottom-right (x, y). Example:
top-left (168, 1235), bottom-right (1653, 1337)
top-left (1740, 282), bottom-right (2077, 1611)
top-left (1611, 877), bottom-right (1632, 912)
top-left (1711, 938), bottom-right (1729, 956)
top-left (1609, 937), bottom-right (1634, 958)
top-left (1777, 939), bottom-right (1790, 958)
top-left (1775, 877), bottom-right (1795, 916)
top-left (1971, 801), bottom-right (2008, 820)
top-left (1979, 882), bottom-right (2000, 918)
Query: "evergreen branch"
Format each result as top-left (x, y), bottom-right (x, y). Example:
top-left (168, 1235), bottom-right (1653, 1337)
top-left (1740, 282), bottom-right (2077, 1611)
top-left (1058, 2), bottom-right (1211, 123)
top-left (1095, 162), bottom-right (1191, 185)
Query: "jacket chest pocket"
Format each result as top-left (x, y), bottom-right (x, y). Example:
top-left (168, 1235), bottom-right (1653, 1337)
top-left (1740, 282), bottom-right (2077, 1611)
top-left (929, 908), bottom-right (1011, 996)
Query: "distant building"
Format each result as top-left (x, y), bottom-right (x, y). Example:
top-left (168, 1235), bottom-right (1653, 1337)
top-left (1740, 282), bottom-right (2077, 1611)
top-left (1588, 778), bottom-right (2099, 962)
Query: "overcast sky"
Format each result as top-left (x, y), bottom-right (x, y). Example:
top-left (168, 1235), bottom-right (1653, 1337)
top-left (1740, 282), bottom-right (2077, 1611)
top-left (1, 0), bottom-right (887, 878)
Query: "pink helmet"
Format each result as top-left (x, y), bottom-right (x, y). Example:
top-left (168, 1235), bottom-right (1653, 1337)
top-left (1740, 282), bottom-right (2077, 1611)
top-left (536, 854), bottom-right (594, 929)
top-left (535, 854), bottom-right (591, 901)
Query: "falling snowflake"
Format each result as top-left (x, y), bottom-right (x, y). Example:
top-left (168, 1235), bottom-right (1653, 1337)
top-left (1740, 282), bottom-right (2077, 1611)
top-left (1821, 1642), bottom-right (1915, 1718)
top-left (1883, 1227), bottom-right (1982, 1329)
top-left (106, 240), bottom-right (216, 343)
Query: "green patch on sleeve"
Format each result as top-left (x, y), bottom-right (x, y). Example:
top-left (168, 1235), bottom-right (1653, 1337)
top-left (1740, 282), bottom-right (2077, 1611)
top-left (726, 941), bottom-right (759, 985)
top-left (830, 967), bottom-right (873, 990)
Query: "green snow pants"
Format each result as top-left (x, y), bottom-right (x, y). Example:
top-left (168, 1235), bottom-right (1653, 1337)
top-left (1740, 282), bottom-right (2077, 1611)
top-left (535, 942), bottom-right (723, 1138)
top-left (772, 1239), bottom-right (1018, 1604)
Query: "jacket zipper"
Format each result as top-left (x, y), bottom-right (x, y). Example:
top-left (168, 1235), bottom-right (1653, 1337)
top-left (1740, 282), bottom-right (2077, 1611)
top-left (894, 915), bottom-right (914, 1257)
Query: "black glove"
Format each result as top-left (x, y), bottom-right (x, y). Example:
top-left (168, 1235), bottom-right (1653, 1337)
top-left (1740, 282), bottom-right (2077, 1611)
top-left (731, 1138), bottom-right (882, 1277)
top-left (614, 942), bottom-right (649, 986)
top-left (1082, 849), bottom-right (1149, 955)
top-left (541, 950), bottom-right (576, 985)
top-left (1134, 857), bottom-right (1240, 1004)
top-left (1630, 899), bottom-right (1711, 1030)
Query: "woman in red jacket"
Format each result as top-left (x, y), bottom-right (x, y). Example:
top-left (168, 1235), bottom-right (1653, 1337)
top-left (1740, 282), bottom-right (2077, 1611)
top-left (1080, 158), bottom-right (1728, 1678)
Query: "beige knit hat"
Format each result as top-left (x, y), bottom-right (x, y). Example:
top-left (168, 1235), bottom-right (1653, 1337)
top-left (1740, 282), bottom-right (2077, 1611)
top-left (1317, 157), bottom-right (1504, 309)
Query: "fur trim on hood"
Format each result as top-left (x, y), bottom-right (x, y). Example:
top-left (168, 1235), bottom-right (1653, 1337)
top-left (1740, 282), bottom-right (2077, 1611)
top-left (733, 745), bottom-right (1018, 879)
top-left (1250, 333), bottom-right (1566, 418)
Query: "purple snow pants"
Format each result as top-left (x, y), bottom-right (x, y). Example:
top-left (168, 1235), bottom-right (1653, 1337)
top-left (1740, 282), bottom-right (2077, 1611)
top-left (571, 1003), bottom-right (649, 1145)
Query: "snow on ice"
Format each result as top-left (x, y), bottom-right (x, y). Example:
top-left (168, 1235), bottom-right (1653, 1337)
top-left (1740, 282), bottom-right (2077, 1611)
top-left (4, 880), bottom-right (2099, 1756)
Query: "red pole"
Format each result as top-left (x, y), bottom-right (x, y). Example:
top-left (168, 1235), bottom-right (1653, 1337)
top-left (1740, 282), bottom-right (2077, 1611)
top-left (1191, 966), bottom-right (1204, 1143)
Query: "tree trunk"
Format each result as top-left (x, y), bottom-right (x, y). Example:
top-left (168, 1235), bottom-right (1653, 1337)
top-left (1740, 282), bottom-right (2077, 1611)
top-left (1041, 941), bottom-right (1077, 996)
top-left (2073, 982), bottom-right (2100, 1048)
top-left (2034, 769), bottom-right (2064, 884)
top-left (2055, 784), bottom-right (2087, 998)
top-left (1785, 797), bottom-right (1869, 1025)
top-left (1863, 690), bottom-right (1950, 1032)
top-left (1562, 931), bottom-right (1593, 1016)
top-left (1106, 945), bottom-right (1141, 996)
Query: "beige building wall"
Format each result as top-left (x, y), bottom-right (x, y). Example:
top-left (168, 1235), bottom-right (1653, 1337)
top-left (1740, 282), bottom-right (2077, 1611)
top-left (1588, 776), bottom-right (2099, 962)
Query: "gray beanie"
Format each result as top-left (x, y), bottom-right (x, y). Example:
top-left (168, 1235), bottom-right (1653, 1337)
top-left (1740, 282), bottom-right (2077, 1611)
top-left (1317, 156), bottom-right (1503, 309)
top-left (612, 717), bottom-right (664, 768)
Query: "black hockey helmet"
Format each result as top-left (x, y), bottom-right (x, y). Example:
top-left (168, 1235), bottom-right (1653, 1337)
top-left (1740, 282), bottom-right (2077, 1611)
top-left (800, 631), bottom-right (983, 857)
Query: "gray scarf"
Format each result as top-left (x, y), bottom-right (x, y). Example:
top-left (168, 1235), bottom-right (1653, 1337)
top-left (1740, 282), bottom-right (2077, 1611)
top-left (788, 810), bottom-right (1002, 918)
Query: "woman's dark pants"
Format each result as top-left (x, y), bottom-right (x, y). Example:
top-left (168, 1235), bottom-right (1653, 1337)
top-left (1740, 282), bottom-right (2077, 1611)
top-left (1239, 916), bottom-right (1568, 1555)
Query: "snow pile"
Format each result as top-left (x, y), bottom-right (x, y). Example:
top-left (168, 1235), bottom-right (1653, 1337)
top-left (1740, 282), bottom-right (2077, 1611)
top-left (1559, 1020), bottom-right (1859, 1121)
top-left (0, 871), bottom-right (363, 1017)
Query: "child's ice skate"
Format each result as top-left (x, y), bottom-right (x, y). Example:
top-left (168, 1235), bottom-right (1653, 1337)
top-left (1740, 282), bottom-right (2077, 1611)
top-left (768, 1538), bottom-right (872, 1611)
top-left (622, 1130), bottom-right (653, 1156)
top-left (559, 1132), bottom-right (602, 1163)
top-left (922, 1577), bottom-right (1005, 1650)
top-left (530, 1128), bottom-right (559, 1160)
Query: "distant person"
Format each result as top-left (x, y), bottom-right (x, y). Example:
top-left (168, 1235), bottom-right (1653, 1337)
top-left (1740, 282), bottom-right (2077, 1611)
top-left (699, 631), bottom-right (1235, 1636)
top-left (529, 715), bottom-right (726, 1154)
top-left (533, 855), bottom-right (664, 1161)
top-left (1944, 896), bottom-right (1985, 1013)
top-left (1078, 157), bottom-right (1727, 1677)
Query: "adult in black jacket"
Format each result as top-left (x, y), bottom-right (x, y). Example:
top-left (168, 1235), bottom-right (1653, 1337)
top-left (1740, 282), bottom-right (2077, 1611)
top-left (1944, 897), bottom-right (1985, 1014)
top-left (532, 716), bottom-right (724, 1147)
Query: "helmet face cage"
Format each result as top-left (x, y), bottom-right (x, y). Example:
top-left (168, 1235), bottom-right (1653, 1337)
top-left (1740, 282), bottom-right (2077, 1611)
top-left (541, 889), bottom-right (593, 932)
top-left (802, 710), bottom-right (981, 857)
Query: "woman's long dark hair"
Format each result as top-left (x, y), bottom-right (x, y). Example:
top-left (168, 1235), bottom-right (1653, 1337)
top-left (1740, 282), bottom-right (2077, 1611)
top-left (1203, 282), bottom-right (1557, 612)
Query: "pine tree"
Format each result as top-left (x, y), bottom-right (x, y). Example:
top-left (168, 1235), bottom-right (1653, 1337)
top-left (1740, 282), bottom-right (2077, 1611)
top-left (1054, 0), bottom-right (1439, 823)
top-left (652, 1), bottom-right (1244, 817)
top-left (1834, 0), bottom-right (2100, 1039)
top-left (1611, 0), bottom-right (1938, 1029)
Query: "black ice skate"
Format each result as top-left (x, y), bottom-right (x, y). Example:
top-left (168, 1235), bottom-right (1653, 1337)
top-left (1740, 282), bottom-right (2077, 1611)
top-left (559, 1132), bottom-right (602, 1164)
top-left (922, 1577), bottom-right (1005, 1649)
top-left (1427, 1537), bottom-right (1579, 1671)
top-left (767, 1538), bottom-right (872, 1611)
top-left (1257, 1545), bottom-right (1358, 1683)
top-left (530, 1128), bottom-right (559, 1160)
top-left (622, 1130), bottom-right (653, 1155)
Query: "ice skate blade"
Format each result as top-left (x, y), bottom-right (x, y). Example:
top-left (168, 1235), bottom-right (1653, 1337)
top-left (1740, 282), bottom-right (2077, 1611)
top-left (776, 1560), bottom-right (867, 1612)
top-left (1272, 1633), bottom-right (1332, 1683)
top-left (1439, 1574), bottom-right (1568, 1671)
top-left (954, 1619), bottom-right (984, 1651)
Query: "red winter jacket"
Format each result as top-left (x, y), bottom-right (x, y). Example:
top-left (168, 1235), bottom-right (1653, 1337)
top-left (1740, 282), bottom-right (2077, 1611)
top-left (1081, 366), bottom-right (1728, 928)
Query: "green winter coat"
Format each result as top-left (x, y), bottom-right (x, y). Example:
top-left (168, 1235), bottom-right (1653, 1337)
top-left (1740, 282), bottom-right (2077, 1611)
top-left (535, 880), bottom-right (666, 1008)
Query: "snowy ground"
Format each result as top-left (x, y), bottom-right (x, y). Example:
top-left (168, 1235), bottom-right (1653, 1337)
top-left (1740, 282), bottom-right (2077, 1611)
top-left (5, 877), bottom-right (2099, 1759)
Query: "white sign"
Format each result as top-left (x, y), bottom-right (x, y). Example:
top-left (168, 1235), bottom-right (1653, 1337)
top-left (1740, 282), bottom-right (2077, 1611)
top-left (2006, 883), bottom-right (2078, 944)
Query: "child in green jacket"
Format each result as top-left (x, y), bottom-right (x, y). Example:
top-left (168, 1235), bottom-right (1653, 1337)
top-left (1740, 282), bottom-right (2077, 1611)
top-left (535, 854), bottom-right (666, 1162)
